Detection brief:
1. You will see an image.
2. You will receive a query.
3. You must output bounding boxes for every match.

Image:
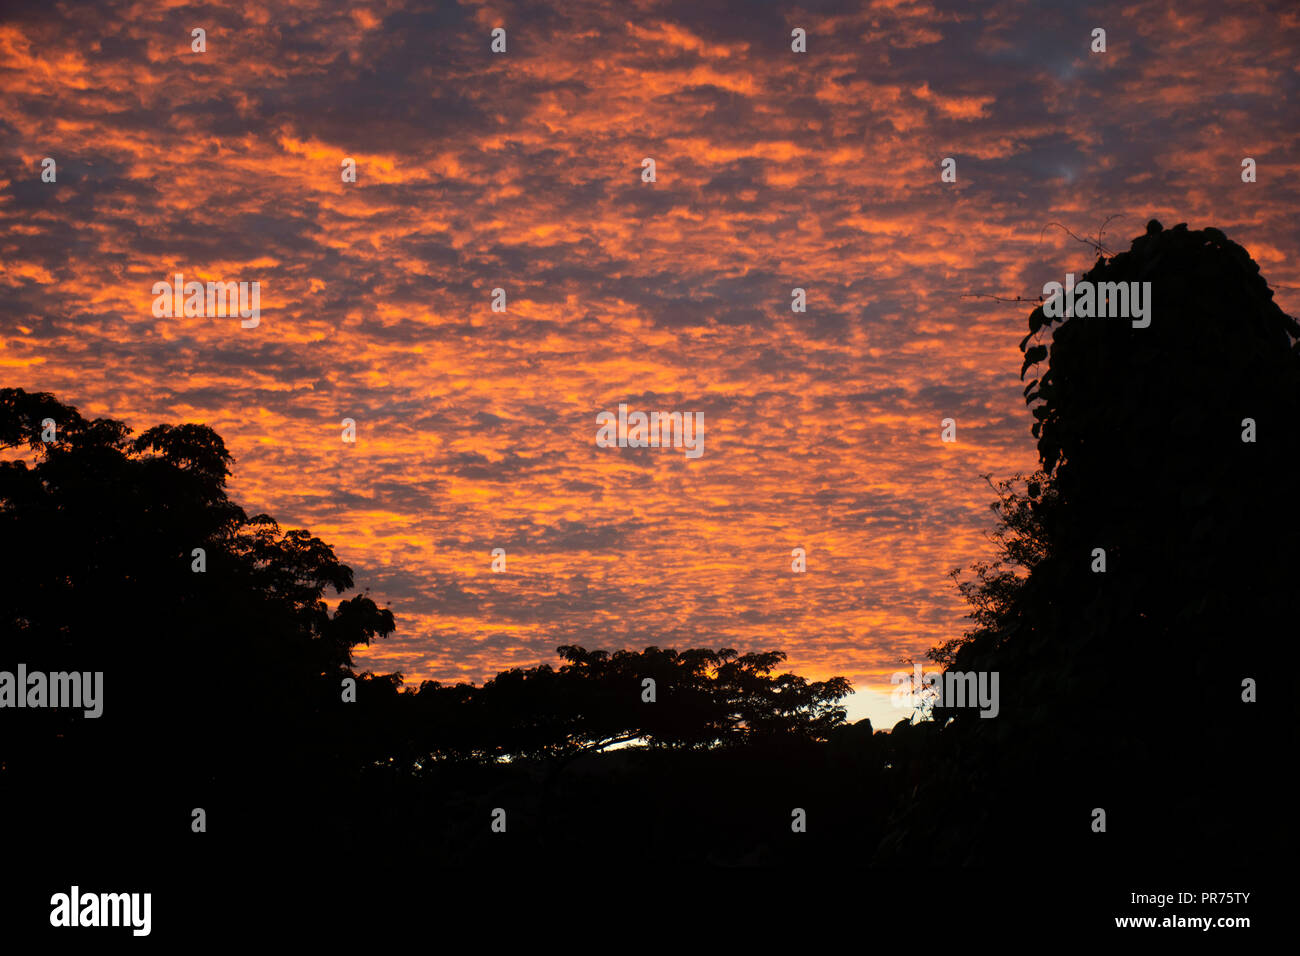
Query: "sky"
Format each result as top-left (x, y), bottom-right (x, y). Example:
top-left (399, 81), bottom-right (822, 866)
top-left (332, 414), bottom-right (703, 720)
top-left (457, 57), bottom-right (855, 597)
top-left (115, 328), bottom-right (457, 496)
top-left (2, 0), bottom-right (1297, 729)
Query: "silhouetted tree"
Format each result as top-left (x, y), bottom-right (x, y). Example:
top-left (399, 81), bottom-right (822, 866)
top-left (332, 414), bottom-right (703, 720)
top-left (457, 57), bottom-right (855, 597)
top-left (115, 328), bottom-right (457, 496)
top-left (382, 645), bottom-right (851, 767)
top-left (883, 222), bottom-right (1297, 866)
top-left (1, 389), bottom-right (861, 869)
top-left (0, 388), bottom-right (395, 851)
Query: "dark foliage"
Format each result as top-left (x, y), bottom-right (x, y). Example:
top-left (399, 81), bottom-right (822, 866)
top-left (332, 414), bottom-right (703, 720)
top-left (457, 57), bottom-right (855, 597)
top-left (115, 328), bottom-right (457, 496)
top-left (3, 223), bottom-right (1290, 872)
top-left (884, 222), bottom-right (1297, 866)
top-left (0, 396), bottom-right (856, 864)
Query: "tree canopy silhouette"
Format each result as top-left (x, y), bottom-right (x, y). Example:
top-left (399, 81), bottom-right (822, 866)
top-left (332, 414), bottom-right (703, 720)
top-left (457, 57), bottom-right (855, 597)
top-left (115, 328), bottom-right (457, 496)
top-left (0, 389), bottom-right (854, 862)
top-left (884, 222), bottom-right (1297, 866)
top-left (366, 645), bottom-right (852, 768)
top-left (7, 219), bottom-right (1293, 870)
top-left (0, 388), bottom-right (396, 847)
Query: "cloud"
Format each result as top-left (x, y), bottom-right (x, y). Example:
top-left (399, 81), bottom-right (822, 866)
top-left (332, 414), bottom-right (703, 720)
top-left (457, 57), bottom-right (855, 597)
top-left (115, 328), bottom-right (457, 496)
top-left (2, 0), bottom-right (1296, 698)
